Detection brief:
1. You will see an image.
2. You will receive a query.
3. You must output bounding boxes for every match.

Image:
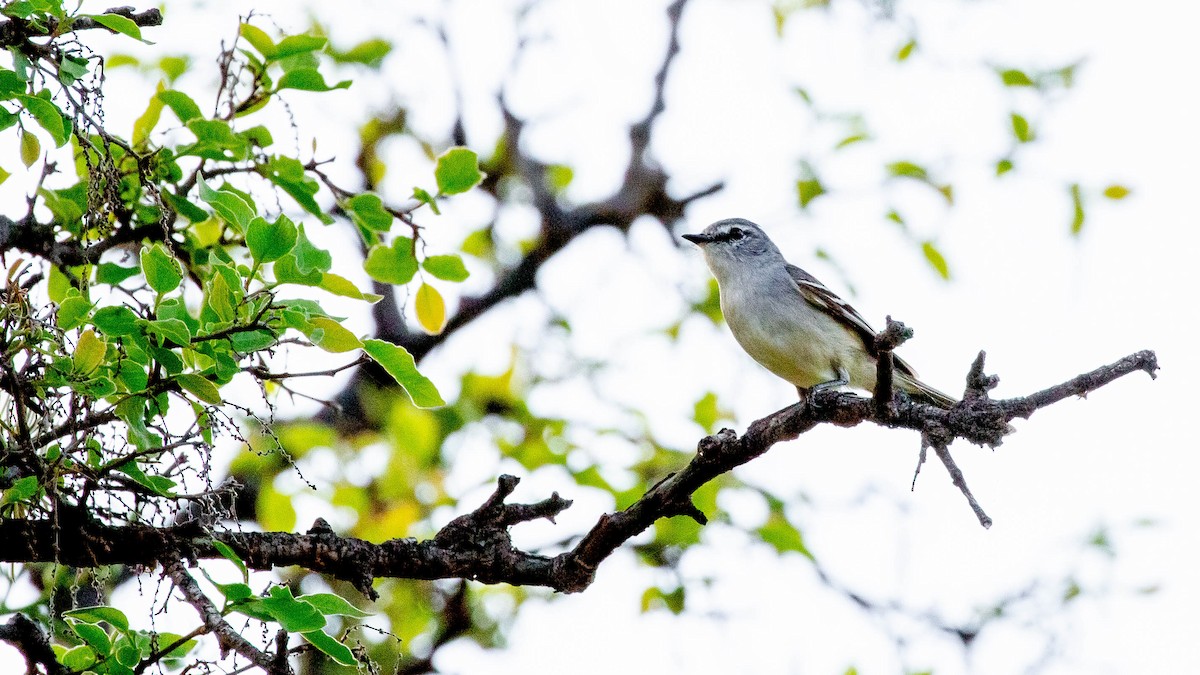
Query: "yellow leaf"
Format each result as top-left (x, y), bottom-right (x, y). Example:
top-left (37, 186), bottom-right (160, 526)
top-left (73, 328), bottom-right (106, 375)
top-left (414, 283), bottom-right (445, 334)
top-left (308, 316), bottom-right (363, 353)
top-left (20, 130), bottom-right (40, 168)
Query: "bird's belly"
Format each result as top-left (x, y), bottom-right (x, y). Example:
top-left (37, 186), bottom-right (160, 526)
top-left (725, 298), bottom-right (852, 389)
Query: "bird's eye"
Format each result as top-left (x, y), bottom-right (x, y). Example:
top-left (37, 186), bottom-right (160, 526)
top-left (728, 228), bottom-right (744, 240)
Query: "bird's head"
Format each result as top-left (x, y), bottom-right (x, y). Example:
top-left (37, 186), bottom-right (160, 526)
top-left (682, 218), bottom-right (783, 278)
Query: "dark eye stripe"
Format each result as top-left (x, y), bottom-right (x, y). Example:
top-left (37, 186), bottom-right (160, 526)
top-left (713, 228), bottom-right (744, 242)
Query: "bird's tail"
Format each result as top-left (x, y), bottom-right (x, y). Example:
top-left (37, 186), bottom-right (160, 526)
top-left (896, 372), bottom-right (957, 409)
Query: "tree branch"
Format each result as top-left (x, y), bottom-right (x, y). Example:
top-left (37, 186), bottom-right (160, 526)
top-left (0, 349), bottom-right (1157, 597)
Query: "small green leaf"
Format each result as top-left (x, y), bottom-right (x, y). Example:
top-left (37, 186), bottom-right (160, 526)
top-left (887, 161), bottom-right (928, 180)
top-left (895, 39), bottom-right (916, 61)
top-left (1069, 183), bottom-right (1085, 235)
top-left (17, 94), bottom-right (69, 147)
top-left (318, 272), bottom-right (382, 302)
top-left (262, 586), bottom-right (326, 632)
top-left (157, 90), bottom-right (203, 124)
top-left (411, 186), bottom-right (440, 215)
top-left (293, 224), bottom-right (332, 274)
top-left (546, 164), bottom-right (574, 192)
top-left (141, 318), bottom-right (191, 346)
top-left (347, 193), bottom-right (393, 231)
top-left (273, 253), bottom-right (323, 286)
top-left (177, 374), bottom-right (222, 404)
top-left (435, 147), bottom-right (484, 195)
top-left (68, 619), bottom-right (112, 654)
top-left (422, 254), bottom-right (469, 282)
top-left (133, 84), bottom-right (165, 147)
top-left (198, 180), bottom-right (254, 233)
top-left (64, 606), bottom-right (130, 631)
top-left (996, 158), bottom-right (1014, 176)
top-left (308, 316), bottom-right (363, 353)
top-left (140, 243), bottom-right (183, 294)
top-left (1010, 112), bottom-right (1034, 143)
top-left (239, 23), bottom-right (277, 59)
top-left (212, 540), bottom-right (248, 580)
top-left (57, 294), bottom-right (93, 330)
top-left (329, 38), bottom-right (392, 67)
top-left (1, 476), bottom-right (41, 505)
top-left (274, 35), bottom-right (328, 59)
top-left (246, 215), bottom-right (298, 263)
top-left (276, 69), bottom-right (351, 92)
top-left (758, 508), bottom-right (812, 559)
top-left (302, 630), bottom-right (357, 666)
top-left (796, 177), bottom-right (825, 208)
top-left (85, 13), bottom-right (149, 42)
top-left (834, 133), bottom-right (868, 149)
top-left (300, 593), bottom-right (371, 618)
top-left (92, 306), bottom-right (140, 336)
top-left (921, 240), bottom-right (951, 280)
top-left (361, 339), bottom-right (445, 408)
top-left (1103, 185), bottom-right (1131, 200)
top-left (364, 238), bottom-right (417, 285)
top-left (73, 329), bottom-right (106, 375)
top-left (999, 68), bottom-right (1035, 87)
top-left (414, 283), bottom-right (445, 334)
top-left (19, 129), bottom-right (39, 167)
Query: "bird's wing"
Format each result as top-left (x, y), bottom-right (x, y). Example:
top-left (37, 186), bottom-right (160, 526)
top-left (785, 264), bottom-right (921, 378)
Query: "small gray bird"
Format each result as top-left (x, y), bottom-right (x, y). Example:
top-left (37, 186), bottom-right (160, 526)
top-left (683, 218), bottom-right (955, 409)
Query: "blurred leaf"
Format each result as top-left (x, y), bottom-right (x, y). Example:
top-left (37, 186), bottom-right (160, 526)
top-left (835, 133), bottom-right (868, 149)
top-left (1010, 112), bottom-right (1034, 143)
top-left (415, 283), bottom-right (446, 334)
top-left (239, 23), bottom-right (276, 59)
top-left (435, 147), bottom-right (484, 195)
top-left (797, 177), bottom-right (825, 208)
top-left (546, 164), bottom-right (574, 192)
top-left (921, 241), bottom-right (951, 280)
top-left (19, 129), bottom-right (39, 167)
top-left (1103, 184), bottom-right (1131, 200)
top-left (895, 39), bottom-right (916, 61)
top-left (758, 507), bottom-right (813, 559)
top-left (157, 90), bottom-right (202, 124)
top-left (330, 38), bottom-right (392, 67)
top-left (999, 68), bottom-right (1035, 86)
top-left (693, 392), bottom-right (730, 434)
top-left (277, 69), bottom-right (351, 92)
top-left (887, 161), bottom-right (928, 180)
top-left (996, 158), bottom-right (1014, 176)
top-left (1069, 183), bottom-right (1085, 235)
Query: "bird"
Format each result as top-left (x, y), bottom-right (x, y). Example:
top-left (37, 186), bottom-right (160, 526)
top-left (683, 218), bottom-right (956, 409)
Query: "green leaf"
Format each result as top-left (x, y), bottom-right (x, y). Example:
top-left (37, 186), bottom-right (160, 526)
top-left (318, 272), bottom-right (382, 302)
top-left (1069, 183), bottom-right (1085, 235)
top-left (198, 180), bottom-right (254, 233)
top-left (262, 586), bottom-right (326, 632)
top-left (306, 316), bottom-right (363, 353)
top-left (921, 241), bottom-right (951, 280)
top-left (422, 254), bottom-right (469, 282)
top-left (212, 540), bottom-right (248, 580)
top-left (157, 90), bottom-right (203, 124)
top-left (246, 215), bottom-right (298, 263)
top-left (887, 161), bottom-right (928, 180)
top-left (274, 35), bottom-right (328, 59)
top-left (140, 243), bottom-right (183, 294)
top-left (273, 253), bottom-right (323, 286)
top-left (834, 133), bottom-right (868, 149)
top-left (999, 68), bottom-right (1035, 86)
top-left (177, 374), bottom-right (222, 404)
top-left (57, 294), bottom-right (92, 330)
top-left (68, 619), bottom-right (112, 654)
top-left (895, 39), bottom-right (916, 61)
top-left (347, 193), bottom-right (393, 231)
top-left (361, 339), bottom-right (445, 408)
top-left (1, 476), bottom-right (41, 505)
top-left (758, 508), bottom-right (812, 559)
top-left (329, 38), bottom-right (392, 67)
top-left (302, 630), bottom-right (357, 665)
top-left (434, 147), bottom-right (484, 195)
top-left (239, 23), bottom-right (277, 59)
top-left (92, 306), bottom-right (140, 336)
top-left (1010, 112), bottom-right (1033, 143)
top-left (204, 272), bottom-right (236, 323)
top-left (0, 166), bottom-right (10, 186)
top-left (116, 359), bottom-right (148, 392)
top-left (363, 237), bottom-right (417, 285)
top-left (276, 68), bottom-right (351, 92)
top-left (64, 606), bottom-right (130, 632)
top-left (300, 593), bottom-right (371, 618)
top-left (19, 129), bottom-right (39, 167)
top-left (0, 68), bottom-right (24, 97)
top-left (85, 13), bottom-right (149, 42)
top-left (692, 391), bottom-right (728, 435)
top-left (258, 156), bottom-right (330, 222)
top-left (995, 158), bottom-right (1014, 176)
top-left (411, 186), bottom-right (440, 215)
top-left (230, 329), bottom-right (277, 353)
top-left (17, 94), bottom-right (69, 146)
top-left (414, 283), bottom-right (445, 334)
top-left (546, 164), bottom-right (574, 192)
top-left (293, 224), bottom-right (332, 274)
top-left (141, 318), bottom-right (191, 346)
top-left (73, 328), bottom-right (106, 375)
top-left (796, 177), bottom-right (825, 208)
top-left (132, 84), bottom-right (165, 147)
top-left (1103, 184), bottom-right (1131, 200)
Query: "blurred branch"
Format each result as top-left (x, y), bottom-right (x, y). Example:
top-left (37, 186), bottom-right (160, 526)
top-left (0, 350), bottom-right (1157, 596)
top-left (0, 614), bottom-right (64, 675)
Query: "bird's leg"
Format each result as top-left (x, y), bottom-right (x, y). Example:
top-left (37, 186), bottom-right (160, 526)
top-left (809, 366), bottom-right (849, 395)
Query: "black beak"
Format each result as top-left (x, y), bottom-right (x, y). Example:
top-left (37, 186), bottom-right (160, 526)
top-left (682, 233), bottom-right (711, 245)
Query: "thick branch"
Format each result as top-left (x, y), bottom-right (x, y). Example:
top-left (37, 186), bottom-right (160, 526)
top-left (165, 561), bottom-right (283, 673)
top-left (0, 350), bottom-right (1157, 596)
top-left (0, 614), bottom-right (65, 675)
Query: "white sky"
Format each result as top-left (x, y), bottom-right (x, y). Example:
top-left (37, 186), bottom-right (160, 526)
top-left (2, 0), bottom-right (1197, 673)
